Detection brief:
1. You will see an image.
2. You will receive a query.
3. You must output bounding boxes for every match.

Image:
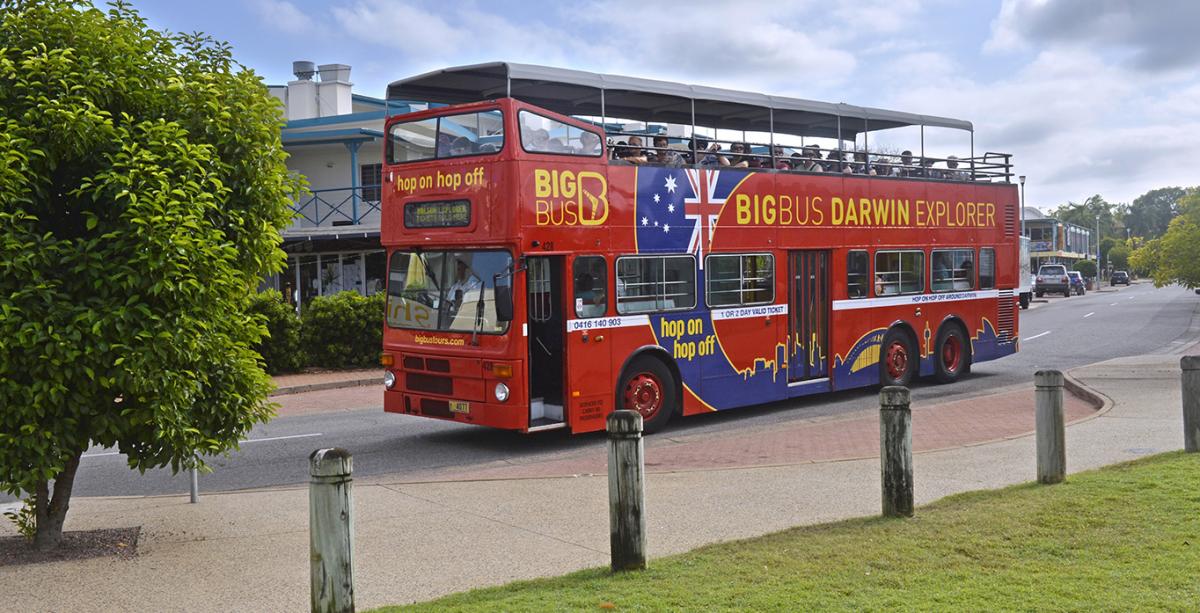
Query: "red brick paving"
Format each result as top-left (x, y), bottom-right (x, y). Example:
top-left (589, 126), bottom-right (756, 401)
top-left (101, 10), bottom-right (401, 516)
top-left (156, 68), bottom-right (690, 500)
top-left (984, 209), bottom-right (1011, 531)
top-left (413, 388), bottom-right (1095, 481)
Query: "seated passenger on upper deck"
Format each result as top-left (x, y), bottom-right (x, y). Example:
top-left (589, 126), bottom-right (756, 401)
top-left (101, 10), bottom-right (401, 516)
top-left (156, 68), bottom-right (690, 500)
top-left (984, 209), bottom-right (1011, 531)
top-left (799, 145), bottom-right (825, 172)
top-left (579, 131), bottom-right (603, 156)
top-left (691, 138), bottom-right (728, 167)
top-left (897, 150), bottom-right (919, 178)
top-left (727, 143), bottom-right (751, 168)
top-left (650, 136), bottom-right (684, 167)
top-left (944, 156), bottom-right (968, 181)
top-left (448, 136), bottom-right (475, 156)
top-left (623, 136), bottom-right (649, 164)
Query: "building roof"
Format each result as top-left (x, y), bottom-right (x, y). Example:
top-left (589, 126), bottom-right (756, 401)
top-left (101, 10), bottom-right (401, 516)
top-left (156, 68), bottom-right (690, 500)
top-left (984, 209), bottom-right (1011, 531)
top-left (386, 61), bottom-right (973, 140)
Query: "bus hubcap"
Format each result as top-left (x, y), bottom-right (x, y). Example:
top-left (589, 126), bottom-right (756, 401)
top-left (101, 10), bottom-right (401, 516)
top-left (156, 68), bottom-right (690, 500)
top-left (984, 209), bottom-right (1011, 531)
top-left (885, 342), bottom-right (908, 381)
top-left (624, 373), bottom-right (662, 420)
top-left (942, 336), bottom-right (961, 373)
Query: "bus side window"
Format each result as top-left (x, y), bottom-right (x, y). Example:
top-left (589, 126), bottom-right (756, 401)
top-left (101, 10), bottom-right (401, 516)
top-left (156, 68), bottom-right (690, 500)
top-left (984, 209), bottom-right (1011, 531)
top-left (847, 250), bottom-right (868, 298)
top-left (979, 248), bottom-right (996, 289)
top-left (573, 256), bottom-right (608, 318)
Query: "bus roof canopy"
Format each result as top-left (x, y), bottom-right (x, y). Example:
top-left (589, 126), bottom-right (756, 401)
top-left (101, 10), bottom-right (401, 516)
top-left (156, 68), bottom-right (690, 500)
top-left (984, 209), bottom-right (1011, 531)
top-left (386, 61), bottom-right (973, 140)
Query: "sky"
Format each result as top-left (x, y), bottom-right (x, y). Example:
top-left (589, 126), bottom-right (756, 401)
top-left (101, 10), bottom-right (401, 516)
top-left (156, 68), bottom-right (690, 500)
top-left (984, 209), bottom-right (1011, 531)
top-left (132, 0), bottom-right (1200, 211)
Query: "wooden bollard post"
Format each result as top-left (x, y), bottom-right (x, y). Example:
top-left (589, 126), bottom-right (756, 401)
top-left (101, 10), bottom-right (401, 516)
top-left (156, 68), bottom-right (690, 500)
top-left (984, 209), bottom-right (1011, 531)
top-left (607, 410), bottom-right (647, 571)
top-left (310, 448), bottom-right (354, 613)
top-left (1183, 356), bottom-right (1200, 453)
top-left (879, 386), bottom-right (913, 518)
top-left (1035, 370), bottom-right (1066, 484)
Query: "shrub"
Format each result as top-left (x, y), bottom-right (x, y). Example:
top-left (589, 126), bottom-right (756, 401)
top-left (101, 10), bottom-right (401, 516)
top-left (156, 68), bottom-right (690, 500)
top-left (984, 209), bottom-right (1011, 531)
top-left (1072, 260), bottom-right (1097, 278)
top-left (248, 291), bottom-right (304, 374)
top-left (301, 291), bottom-right (385, 369)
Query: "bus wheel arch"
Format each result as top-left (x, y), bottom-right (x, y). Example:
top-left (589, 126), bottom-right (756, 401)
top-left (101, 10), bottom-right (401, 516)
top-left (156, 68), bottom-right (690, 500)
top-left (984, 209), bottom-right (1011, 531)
top-left (615, 347), bottom-right (680, 434)
top-left (933, 318), bottom-right (971, 383)
top-left (879, 323), bottom-right (919, 387)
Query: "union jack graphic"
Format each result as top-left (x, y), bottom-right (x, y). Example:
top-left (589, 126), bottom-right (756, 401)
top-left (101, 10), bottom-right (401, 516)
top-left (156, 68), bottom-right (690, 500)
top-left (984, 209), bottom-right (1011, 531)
top-left (635, 167), bottom-right (747, 268)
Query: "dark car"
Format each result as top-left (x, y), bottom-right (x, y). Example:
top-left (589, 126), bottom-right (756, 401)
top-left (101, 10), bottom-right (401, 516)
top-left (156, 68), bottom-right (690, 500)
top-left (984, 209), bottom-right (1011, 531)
top-left (1111, 270), bottom-right (1130, 286)
top-left (1067, 271), bottom-right (1086, 295)
top-left (1036, 264), bottom-right (1071, 298)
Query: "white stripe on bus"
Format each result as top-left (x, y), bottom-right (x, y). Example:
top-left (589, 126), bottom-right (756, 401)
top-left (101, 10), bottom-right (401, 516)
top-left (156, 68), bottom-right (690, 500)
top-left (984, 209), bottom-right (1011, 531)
top-left (832, 289), bottom-right (1001, 311)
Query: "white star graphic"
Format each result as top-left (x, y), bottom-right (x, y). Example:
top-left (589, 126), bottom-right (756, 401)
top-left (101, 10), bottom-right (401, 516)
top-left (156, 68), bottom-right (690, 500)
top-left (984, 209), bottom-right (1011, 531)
top-left (664, 176), bottom-right (677, 193)
top-left (663, 224), bottom-right (670, 233)
top-left (641, 216), bottom-right (648, 226)
top-left (667, 204), bottom-right (675, 213)
top-left (653, 194), bottom-right (660, 203)
top-left (654, 221), bottom-right (659, 226)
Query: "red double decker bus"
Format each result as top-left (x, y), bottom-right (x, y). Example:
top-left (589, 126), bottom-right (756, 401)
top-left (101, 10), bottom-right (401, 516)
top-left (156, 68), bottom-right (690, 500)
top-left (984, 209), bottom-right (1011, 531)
top-left (379, 63), bottom-right (1019, 433)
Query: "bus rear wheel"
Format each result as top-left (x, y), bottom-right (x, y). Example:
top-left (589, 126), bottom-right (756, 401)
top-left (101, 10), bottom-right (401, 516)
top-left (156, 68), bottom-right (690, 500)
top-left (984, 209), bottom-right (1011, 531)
top-left (879, 329), bottom-right (917, 387)
top-left (934, 325), bottom-right (969, 383)
top-left (619, 356), bottom-right (676, 434)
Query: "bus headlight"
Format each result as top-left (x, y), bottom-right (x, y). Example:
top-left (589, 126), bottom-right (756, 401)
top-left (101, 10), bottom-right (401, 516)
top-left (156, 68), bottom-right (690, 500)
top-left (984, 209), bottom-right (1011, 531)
top-left (494, 382), bottom-right (510, 402)
top-left (384, 370), bottom-right (396, 390)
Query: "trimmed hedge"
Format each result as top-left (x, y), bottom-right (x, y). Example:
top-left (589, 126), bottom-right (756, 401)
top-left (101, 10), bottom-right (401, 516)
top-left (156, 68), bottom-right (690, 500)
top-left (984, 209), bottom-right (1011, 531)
top-left (301, 291), bottom-right (386, 369)
top-left (248, 290), bottom-right (304, 374)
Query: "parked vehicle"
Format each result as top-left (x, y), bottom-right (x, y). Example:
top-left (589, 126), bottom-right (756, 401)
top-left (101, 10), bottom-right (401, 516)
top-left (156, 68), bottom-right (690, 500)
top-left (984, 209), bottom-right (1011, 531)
top-left (1036, 264), bottom-right (1071, 298)
top-left (1111, 270), bottom-right (1130, 286)
top-left (1067, 271), bottom-right (1086, 295)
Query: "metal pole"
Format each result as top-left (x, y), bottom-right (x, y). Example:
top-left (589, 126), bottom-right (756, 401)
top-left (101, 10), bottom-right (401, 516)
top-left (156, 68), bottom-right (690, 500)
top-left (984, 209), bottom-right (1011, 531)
top-left (1183, 356), bottom-right (1200, 453)
top-left (607, 410), bottom-right (647, 571)
top-left (189, 459), bottom-right (199, 504)
top-left (1035, 371), bottom-right (1066, 484)
top-left (310, 448), bottom-right (355, 613)
top-left (879, 386), bottom-right (913, 518)
top-left (1019, 175), bottom-right (1026, 236)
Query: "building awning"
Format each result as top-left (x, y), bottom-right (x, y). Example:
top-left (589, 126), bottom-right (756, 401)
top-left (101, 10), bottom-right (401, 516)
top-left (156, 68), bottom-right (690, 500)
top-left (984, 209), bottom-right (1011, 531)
top-left (282, 223), bottom-right (380, 242)
top-left (386, 62), bottom-right (972, 140)
top-left (281, 128), bottom-right (384, 147)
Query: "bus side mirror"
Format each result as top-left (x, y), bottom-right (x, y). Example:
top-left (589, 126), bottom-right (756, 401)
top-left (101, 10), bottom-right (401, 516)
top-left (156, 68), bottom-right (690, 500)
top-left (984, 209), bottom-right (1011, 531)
top-left (494, 274), bottom-right (513, 323)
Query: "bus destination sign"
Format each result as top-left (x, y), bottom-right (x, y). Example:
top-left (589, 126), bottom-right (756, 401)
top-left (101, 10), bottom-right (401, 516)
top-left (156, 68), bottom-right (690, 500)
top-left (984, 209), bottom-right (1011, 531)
top-left (404, 199), bottom-right (471, 228)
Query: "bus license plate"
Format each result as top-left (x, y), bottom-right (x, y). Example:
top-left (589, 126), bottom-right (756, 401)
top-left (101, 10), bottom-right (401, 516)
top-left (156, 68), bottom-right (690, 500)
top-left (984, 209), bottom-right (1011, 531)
top-left (449, 401), bottom-right (470, 414)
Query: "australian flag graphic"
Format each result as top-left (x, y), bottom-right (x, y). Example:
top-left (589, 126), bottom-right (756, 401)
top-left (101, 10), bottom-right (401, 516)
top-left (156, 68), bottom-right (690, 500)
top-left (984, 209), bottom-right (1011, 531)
top-left (635, 167), bottom-right (747, 268)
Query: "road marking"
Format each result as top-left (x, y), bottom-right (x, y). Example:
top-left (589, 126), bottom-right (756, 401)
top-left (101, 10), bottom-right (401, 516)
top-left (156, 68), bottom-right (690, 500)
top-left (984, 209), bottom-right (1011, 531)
top-left (1128, 296), bottom-right (1135, 300)
top-left (241, 433), bottom-right (324, 444)
top-left (1110, 302), bottom-right (1118, 306)
top-left (1024, 331), bottom-right (1052, 341)
top-left (1084, 312), bottom-right (1095, 318)
top-left (82, 433), bottom-right (323, 459)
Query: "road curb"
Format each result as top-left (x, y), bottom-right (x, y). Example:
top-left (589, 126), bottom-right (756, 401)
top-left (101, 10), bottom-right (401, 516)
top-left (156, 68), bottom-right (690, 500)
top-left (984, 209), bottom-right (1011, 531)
top-left (270, 377), bottom-right (378, 397)
top-left (1062, 369), bottom-right (1115, 420)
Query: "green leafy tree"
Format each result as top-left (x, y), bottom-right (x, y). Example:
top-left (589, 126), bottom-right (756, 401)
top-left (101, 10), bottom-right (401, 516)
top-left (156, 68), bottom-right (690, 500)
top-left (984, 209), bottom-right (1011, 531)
top-left (1136, 192), bottom-right (1200, 288)
top-left (1108, 244), bottom-right (1130, 270)
top-left (1125, 187), bottom-right (1191, 239)
top-left (0, 1), bottom-right (299, 550)
top-left (1072, 260), bottom-right (1097, 279)
top-left (1049, 194), bottom-right (1120, 241)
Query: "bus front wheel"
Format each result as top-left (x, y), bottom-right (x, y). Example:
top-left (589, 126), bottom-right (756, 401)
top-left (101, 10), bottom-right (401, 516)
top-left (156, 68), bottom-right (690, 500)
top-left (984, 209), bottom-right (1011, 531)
top-left (879, 329), bottom-right (917, 387)
top-left (619, 356), bottom-right (676, 434)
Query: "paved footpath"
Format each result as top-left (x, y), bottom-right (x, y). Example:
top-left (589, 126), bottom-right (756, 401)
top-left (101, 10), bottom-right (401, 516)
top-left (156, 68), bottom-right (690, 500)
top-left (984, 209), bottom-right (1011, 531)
top-left (0, 348), bottom-right (1194, 612)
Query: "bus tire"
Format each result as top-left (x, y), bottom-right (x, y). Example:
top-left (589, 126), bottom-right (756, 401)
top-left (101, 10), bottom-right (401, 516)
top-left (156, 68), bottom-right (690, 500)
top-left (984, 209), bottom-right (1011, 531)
top-left (618, 356), bottom-right (676, 434)
top-left (934, 324), bottom-right (969, 384)
top-left (879, 328), bottom-right (917, 387)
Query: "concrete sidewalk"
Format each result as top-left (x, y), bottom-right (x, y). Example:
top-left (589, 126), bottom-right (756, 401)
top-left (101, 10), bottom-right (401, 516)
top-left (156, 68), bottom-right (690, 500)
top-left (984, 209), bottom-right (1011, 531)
top-left (1, 350), bottom-right (1193, 612)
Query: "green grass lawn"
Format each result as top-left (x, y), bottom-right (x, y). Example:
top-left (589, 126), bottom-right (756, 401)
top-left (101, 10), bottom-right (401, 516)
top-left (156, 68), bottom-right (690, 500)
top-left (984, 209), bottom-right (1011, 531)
top-left (377, 452), bottom-right (1200, 612)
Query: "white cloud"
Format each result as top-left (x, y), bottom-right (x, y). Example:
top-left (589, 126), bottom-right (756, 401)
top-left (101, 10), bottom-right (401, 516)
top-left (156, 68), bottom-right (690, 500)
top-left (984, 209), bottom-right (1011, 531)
top-left (253, 0), bottom-right (314, 34)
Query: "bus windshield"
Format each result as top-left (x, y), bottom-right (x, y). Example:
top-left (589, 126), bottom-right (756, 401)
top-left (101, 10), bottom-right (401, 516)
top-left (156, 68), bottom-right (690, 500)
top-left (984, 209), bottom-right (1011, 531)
top-left (387, 109), bottom-right (505, 164)
top-left (386, 250), bottom-right (512, 334)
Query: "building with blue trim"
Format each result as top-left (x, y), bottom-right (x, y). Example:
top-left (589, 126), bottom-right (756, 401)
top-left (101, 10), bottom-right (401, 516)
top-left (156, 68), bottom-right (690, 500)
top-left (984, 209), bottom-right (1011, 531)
top-left (264, 62), bottom-right (420, 309)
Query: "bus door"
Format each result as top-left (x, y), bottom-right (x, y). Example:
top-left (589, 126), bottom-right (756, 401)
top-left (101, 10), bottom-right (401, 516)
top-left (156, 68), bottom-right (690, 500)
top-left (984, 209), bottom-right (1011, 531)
top-left (565, 255), bottom-right (613, 431)
top-left (527, 256), bottom-right (565, 429)
top-left (788, 251), bottom-right (830, 382)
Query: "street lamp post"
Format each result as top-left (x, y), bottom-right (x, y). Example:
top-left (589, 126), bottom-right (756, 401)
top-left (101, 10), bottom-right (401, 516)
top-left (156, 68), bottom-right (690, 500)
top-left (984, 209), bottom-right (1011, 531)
top-left (1019, 175), bottom-right (1026, 235)
top-left (1096, 214), bottom-right (1101, 279)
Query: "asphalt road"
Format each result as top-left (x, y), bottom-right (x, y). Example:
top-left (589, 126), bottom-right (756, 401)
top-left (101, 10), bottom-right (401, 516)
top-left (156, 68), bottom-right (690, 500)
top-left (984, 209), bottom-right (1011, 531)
top-left (21, 282), bottom-right (1200, 501)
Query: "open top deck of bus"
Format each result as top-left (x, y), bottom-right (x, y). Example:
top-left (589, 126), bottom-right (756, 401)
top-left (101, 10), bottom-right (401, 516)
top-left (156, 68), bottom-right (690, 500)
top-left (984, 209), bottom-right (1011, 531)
top-left (385, 61), bottom-right (1006, 179)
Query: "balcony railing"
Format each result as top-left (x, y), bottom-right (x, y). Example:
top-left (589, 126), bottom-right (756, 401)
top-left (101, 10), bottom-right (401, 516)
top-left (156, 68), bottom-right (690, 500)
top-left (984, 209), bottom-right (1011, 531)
top-left (290, 185), bottom-right (381, 226)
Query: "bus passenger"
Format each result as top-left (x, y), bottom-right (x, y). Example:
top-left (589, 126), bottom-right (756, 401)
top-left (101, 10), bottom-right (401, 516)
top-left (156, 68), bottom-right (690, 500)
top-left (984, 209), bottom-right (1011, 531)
top-left (651, 136), bottom-right (684, 167)
top-left (944, 156), bottom-right (968, 181)
top-left (801, 146), bottom-right (825, 172)
top-left (898, 150), bottom-right (919, 177)
top-left (579, 131), bottom-right (602, 155)
top-left (449, 136), bottom-right (475, 156)
top-left (623, 136), bottom-right (649, 165)
top-left (728, 143), bottom-right (751, 168)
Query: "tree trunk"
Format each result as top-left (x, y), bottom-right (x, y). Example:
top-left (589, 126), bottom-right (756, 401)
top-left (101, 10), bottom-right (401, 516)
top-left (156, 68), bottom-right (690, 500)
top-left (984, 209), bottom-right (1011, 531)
top-left (33, 451), bottom-right (82, 551)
